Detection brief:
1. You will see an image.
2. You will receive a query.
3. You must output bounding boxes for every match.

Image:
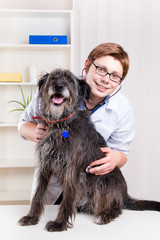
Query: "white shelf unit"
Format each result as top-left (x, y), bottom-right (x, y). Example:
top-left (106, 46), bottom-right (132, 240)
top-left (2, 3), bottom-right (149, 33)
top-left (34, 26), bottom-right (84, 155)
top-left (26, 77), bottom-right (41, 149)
top-left (0, 8), bottom-right (73, 204)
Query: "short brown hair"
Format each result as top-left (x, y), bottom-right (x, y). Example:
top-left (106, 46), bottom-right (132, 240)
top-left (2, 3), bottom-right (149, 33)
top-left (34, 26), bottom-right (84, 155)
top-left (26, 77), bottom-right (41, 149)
top-left (87, 43), bottom-right (129, 80)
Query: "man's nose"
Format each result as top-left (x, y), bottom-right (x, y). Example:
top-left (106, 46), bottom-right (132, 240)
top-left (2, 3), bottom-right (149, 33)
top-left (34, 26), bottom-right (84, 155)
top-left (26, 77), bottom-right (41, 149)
top-left (100, 73), bottom-right (110, 83)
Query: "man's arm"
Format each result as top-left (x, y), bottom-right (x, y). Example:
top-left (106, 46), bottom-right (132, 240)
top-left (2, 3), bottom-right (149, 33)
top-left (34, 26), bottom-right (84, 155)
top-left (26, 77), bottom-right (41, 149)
top-left (20, 122), bottom-right (48, 143)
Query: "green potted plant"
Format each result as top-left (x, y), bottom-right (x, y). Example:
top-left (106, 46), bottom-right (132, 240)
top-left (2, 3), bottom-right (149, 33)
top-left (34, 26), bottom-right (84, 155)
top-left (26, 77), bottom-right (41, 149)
top-left (8, 85), bottom-right (33, 112)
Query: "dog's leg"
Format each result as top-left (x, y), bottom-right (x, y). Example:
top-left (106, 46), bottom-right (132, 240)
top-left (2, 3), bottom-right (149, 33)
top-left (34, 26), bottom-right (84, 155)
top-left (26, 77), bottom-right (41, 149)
top-left (93, 176), bottom-right (123, 225)
top-left (45, 170), bottom-right (78, 232)
top-left (18, 169), bottom-right (52, 226)
top-left (95, 205), bottom-right (122, 225)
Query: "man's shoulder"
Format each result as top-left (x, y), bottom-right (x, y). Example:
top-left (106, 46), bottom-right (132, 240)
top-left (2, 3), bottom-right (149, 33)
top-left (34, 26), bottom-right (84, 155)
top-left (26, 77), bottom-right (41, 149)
top-left (107, 91), bottom-right (134, 119)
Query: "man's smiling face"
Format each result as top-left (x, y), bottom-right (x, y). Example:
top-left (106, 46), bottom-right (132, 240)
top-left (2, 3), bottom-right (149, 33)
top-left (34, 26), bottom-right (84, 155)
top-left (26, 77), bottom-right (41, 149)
top-left (86, 55), bottom-right (123, 102)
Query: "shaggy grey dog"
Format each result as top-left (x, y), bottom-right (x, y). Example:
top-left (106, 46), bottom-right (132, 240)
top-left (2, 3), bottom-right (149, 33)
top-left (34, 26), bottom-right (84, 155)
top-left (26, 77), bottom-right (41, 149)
top-left (18, 69), bottom-right (160, 232)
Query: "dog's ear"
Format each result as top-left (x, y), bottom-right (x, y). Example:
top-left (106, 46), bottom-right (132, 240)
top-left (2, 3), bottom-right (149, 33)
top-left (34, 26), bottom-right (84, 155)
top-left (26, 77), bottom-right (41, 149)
top-left (77, 78), bottom-right (90, 100)
top-left (38, 73), bottom-right (49, 90)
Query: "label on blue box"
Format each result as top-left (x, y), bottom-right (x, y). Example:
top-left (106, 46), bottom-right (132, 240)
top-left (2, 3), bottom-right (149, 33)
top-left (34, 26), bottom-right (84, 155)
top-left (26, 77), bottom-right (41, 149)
top-left (29, 35), bottom-right (67, 44)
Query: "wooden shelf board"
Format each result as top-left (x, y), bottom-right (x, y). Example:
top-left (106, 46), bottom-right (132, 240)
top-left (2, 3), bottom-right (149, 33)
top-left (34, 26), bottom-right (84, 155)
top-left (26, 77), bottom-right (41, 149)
top-left (0, 82), bottom-right (37, 86)
top-left (0, 122), bottom-right (18, 127)
top-left (0, 159), bottom-right (34, 168)
top-left (0, 189), bottom-right (31, 201)
top-left (0, 9), bottom-right (72, 18)
top-left (0, 44), bottom-right (71, 50)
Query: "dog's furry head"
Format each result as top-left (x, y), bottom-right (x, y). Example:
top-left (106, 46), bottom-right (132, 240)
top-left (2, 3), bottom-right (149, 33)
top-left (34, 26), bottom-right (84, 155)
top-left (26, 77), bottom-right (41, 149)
top-left (38, 69), bottom-right (90, 121)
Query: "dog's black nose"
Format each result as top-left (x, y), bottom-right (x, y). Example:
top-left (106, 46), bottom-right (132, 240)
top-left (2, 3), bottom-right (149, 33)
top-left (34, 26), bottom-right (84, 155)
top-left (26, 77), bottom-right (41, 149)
top-left (54, 84), bottom-right (63, 92)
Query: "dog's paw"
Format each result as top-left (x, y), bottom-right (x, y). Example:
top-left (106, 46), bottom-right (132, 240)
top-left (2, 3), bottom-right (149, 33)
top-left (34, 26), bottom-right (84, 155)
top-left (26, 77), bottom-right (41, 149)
top-left (45, 220), bottom-right (72, 232)
top-left (18, 215), bottom-right (39, 226)
top-left (94, 214), bottom-right (112, 225)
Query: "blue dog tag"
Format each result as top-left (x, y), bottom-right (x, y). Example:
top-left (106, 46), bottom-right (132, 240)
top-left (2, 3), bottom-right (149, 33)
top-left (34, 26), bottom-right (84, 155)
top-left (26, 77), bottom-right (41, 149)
top-left (62, 130), bottom-right (69, 138)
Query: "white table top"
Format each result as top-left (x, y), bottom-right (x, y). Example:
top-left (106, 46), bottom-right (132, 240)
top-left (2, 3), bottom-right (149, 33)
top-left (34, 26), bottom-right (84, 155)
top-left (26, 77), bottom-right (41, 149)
top-left (0, 205), bottom-right (160, 240)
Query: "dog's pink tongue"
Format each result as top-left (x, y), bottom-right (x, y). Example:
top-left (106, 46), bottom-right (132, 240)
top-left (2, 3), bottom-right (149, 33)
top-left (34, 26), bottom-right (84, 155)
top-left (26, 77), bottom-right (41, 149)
top-left (52, 96), bottom-right (64, 104)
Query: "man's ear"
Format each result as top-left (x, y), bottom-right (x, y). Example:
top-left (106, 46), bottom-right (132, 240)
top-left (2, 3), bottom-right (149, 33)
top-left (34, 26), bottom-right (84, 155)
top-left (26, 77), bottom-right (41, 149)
top-left (38, 73), bottom-right (49, 90)
top-left (84, 59), bottom-right (89, 74)
top-left (77, 78), bottom-right (90, 101)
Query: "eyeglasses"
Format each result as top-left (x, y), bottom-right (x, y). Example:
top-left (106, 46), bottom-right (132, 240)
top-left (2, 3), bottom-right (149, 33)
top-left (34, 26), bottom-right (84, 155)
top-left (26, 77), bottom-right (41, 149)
top-left (92, 62), bottom-right (122, 83)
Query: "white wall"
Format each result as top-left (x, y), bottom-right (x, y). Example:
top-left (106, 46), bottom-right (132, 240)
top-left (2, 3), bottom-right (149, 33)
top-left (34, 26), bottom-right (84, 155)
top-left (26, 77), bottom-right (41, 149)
top-left (120, 0), bottom-right (160, 201)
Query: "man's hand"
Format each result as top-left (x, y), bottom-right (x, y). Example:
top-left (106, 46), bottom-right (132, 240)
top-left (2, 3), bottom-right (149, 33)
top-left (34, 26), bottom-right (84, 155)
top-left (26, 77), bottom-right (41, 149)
top-left (87, 147), bottom-right (127, 175)
top-left (20, 122), bottom-right (48, 143)
top-left (34, 123), bottom-right (48, 143)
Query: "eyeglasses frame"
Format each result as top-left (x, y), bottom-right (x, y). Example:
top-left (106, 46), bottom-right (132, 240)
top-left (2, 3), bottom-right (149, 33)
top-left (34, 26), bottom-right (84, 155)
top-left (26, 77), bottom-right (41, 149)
top-left (92, 62), bottom-right (122, 83)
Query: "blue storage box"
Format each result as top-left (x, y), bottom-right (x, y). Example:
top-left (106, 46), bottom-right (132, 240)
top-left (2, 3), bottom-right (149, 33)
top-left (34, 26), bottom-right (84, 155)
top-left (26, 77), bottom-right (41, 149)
top-left (29, 35), bottom-right (67, 44)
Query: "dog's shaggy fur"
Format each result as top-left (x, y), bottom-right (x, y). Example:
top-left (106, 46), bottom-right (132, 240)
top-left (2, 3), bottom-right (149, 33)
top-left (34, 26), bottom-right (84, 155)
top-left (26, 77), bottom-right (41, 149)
top-left (18, 69), bottom-right (160, 231)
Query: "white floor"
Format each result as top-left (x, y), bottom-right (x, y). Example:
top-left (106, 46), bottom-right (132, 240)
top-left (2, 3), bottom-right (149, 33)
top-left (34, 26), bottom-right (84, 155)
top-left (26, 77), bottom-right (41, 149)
top-left (0, 205), bottom-right (160, 240)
